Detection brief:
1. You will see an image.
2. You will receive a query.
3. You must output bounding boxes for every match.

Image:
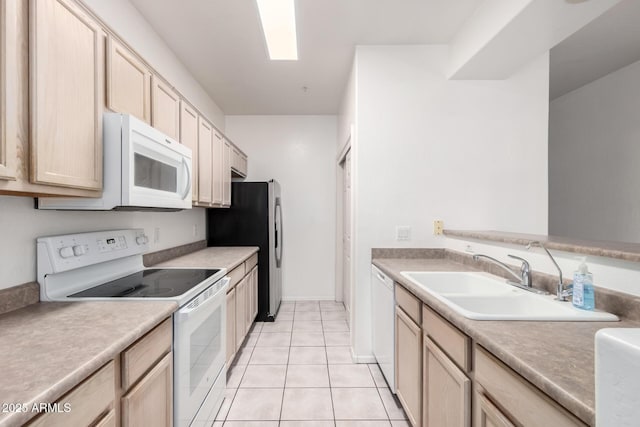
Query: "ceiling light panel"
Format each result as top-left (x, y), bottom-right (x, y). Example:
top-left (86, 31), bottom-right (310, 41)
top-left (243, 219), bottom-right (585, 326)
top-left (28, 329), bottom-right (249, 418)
top-left (256, 0), bottom-right (298, 60)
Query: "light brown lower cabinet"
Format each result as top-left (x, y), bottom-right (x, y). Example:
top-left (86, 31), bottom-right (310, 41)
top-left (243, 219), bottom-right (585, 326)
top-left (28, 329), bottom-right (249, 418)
top-left (93, 409), bottom-right (117, 427)
top-left (235, 276), bottom-right (248, 351)
top-left (27, 318), bottom-right (172, 427)
top-left (474, 346), bottom-right (586, 427)
top-left (226, 255), bottom-right (260, 366)
top-left (250, 266), bottom-right (258, 322)
top-left (121, 352), bottom-right (173, 427)
top-left (391, 281), bottom-right (588, 427)
top-left (226, 287), bottom-right (237, 365)
top-left (475, 389), bottom-right (515, 427)
top-left (395, 306), bottom-right (422, 427)
top-left (423, 336), bottom-right (470, 427)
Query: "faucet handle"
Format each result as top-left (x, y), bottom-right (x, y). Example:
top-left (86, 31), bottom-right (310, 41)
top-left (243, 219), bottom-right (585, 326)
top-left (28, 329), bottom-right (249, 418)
top-left (508, 254), bottom-right (531, 287)
top-left (508, 254), bottom-right (530, 269)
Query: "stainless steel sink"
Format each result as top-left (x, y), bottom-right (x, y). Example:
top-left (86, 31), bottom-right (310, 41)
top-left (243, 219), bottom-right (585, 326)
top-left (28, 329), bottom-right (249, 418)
top-left (400, 271), bottom-right (619, 322)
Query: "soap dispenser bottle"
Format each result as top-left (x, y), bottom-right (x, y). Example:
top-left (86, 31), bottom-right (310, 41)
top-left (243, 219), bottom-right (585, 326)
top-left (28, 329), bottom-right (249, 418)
top-left (572, 259), bottom-right (594, 310)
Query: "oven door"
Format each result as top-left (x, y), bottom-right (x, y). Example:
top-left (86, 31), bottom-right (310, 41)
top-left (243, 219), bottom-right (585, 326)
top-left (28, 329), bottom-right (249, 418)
top-left (174, 278), bottom-right (228, 427)
top-left (122, 121), bottom-right (192, 209)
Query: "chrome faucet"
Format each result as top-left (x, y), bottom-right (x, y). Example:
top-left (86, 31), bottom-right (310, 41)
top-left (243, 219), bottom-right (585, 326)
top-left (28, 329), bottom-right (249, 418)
top-left (526, 241), bottom-right (571, 301)
top-left (472, 253), bottom-right (534, 290)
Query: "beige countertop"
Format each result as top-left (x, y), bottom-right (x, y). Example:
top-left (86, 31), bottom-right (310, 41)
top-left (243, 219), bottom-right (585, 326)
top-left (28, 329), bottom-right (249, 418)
top-left (373, 257), bottom-right (640, 426)
top-left (153, 246), bottom-right (259, 271)
top-left (0, 300), bottom-right (176, 427)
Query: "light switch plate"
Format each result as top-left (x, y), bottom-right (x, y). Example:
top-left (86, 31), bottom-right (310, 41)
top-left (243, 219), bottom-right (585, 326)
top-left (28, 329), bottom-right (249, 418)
top-left (433, 220), bottom-right (444, 235)
top-left (396, 226), bottom-right (411, 241)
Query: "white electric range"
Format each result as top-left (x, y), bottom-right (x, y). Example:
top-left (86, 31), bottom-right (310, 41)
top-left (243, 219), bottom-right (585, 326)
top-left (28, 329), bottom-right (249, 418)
top-left (37, 229), bottom-right (228, 427)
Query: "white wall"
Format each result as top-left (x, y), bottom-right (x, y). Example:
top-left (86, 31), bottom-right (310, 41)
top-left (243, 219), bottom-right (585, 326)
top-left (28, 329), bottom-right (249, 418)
top-left (351, 45), bottom-right (550, 358)
top-left (445, 236), bottom-right (640, 299)
top-left (0, 196), bottom-right (206, 290)
top-left (225, 116), bottom-right (338, 300)
top-left (83, 0), bottom-right (225, 130)
top-left (549, 59), bottom-right (640, 243)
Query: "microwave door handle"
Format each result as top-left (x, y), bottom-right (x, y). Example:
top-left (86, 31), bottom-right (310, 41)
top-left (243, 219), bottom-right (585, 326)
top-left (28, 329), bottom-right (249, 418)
top-left (181, 157), bottom-right (192, 200)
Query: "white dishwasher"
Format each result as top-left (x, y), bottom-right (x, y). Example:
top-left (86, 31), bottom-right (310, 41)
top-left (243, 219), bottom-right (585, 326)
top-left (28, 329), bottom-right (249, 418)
top-left (371, 264), bottom-right (395, 392)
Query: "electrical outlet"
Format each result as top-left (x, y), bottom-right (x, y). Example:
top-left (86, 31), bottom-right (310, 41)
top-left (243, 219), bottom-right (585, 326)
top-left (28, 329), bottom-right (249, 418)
top-left (154, 227), bottom-right (160, 243)
top-left (433, 220), bottom-right (444, 235)
top-left (396, 226), bottom-right (411, 241)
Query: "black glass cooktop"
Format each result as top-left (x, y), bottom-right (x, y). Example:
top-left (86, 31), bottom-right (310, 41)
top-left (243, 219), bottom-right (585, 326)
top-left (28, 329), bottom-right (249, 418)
top-left (69, 269), bottom-right (220, 298)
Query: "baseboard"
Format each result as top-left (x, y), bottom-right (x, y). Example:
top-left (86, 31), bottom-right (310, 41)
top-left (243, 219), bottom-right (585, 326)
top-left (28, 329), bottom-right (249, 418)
top-left (281, 296), bottom-right (337, 302)
top-left (351, 347), bottom-right (376, 364)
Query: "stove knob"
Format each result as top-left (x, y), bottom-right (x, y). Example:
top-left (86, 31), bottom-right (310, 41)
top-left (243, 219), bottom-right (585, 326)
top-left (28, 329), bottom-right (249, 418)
top-left (59, 246), bottom-right (74, 259)
top-left (73, 245), bottom-right (87, 256)
top-left (136, 235), bottom-right (149, 245)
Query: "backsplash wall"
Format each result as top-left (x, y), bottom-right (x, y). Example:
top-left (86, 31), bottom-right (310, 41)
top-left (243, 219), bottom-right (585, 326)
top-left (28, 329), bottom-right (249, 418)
top-left (0, 195), bottom-right (206, 290)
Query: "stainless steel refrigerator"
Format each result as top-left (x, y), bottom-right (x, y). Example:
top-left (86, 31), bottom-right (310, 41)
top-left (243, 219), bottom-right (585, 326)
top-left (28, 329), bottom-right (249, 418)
top-left (206, 180), bottom-right (282, 321)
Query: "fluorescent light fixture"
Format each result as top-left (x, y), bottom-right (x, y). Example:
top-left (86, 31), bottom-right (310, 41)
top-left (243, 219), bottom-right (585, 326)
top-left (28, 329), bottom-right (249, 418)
top-left (256, 0), bottom-right (298, 60)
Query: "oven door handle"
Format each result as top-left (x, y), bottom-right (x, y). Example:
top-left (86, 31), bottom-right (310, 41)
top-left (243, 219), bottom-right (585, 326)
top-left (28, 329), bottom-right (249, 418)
top-left (176, 278), bottom-right (229, 320)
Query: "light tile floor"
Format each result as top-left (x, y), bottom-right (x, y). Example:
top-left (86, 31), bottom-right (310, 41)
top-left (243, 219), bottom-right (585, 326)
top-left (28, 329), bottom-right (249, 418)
top-left (214, 300), bottom-right (409, 427)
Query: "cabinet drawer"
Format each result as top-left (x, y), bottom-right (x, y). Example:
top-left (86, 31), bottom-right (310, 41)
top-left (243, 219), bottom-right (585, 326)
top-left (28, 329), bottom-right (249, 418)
top-left (422, 304), bottom-right (471, 372)
top-left (245, 252), bottom-right (258, 271)
top-left (122, 318), bottom-right (172, 391)
top-left (475, 346), bottom-right (586, 427)
top-left (228, 264), bottom-right (245, 290)
top-left (28, 361), bottom-right (115, 427)
top-left (395, 284), bottom-right (421, 324)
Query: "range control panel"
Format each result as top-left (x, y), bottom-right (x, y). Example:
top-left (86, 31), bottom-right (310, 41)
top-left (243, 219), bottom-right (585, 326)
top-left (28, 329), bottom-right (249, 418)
top-left (37, 229), bottom-right (150, 274)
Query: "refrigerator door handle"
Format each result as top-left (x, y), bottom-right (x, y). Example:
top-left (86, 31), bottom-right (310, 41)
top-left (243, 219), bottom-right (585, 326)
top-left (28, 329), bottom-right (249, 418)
top-left (275, 199), bottom-right (282, 268)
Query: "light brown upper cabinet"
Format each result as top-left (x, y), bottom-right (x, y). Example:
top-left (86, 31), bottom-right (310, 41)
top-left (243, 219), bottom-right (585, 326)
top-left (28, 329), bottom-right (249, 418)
top-left (30, 0), bottom-right (104, 190)
top-left (231, 144), bottom-right (248, 178)
top-left (106, 36), bottom-right (151, 123)
top-left (197, 116), bottom-right (213, 205)
top-left (180, 101), bottom-right (199, 202)
top-left (0, 0), bottom-right (18, 182)
top-left (151, 75), bottom-right (180, 141)
top-left (212, 131), bottom-right (223, 205)
top-left (222, 139), bottom-right (232, 206)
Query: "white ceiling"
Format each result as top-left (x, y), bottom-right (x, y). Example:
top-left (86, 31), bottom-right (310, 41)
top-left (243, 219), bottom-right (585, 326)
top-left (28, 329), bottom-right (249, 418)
top-left (129, 0), bottom-right (480, 115)
top-left (550, 0), bottom-right (640, 100)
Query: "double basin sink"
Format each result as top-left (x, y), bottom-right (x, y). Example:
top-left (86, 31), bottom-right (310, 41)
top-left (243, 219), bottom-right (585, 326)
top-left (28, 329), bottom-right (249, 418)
top-left (400, 271), bottom-right (619, 321)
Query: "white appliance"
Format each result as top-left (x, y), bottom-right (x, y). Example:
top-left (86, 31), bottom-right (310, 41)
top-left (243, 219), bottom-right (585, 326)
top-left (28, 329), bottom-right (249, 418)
top-left (372, 264), bottom-right (395, 391)
top-left (595, 328), bottom-right (640, 427)
top-left (38, 113), bottom-right (192, 211)
top-left (37, 229), bottom-right (227, 427)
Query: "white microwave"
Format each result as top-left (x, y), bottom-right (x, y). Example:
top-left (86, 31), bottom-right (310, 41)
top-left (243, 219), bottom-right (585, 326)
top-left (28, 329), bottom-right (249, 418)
top-left (38, 113), bottom-right (192, 211)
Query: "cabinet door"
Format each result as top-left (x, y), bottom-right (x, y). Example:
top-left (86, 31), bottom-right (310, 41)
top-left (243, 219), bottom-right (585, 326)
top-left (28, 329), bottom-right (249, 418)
top-left (476, 391), bottom-right (515, 427)
top-left (222, 139), bottom-right (232, 206)
top-left (212, 131), bottom-right (223, 204)
top-left (180, 102), bottom-right (199, 202)
top-left (151, 75), bottom-right (180, 141)
top-left (121, 352), bottom-right (173, 427)
top-left (226, 288), bottom-right (236, 366)
top-left (235, 277), bottom-right (247, 350)
top-left (106, 36), bottom-right (150, 123)
top-left (30, 0), bottom-right (104, 190)
top-left (197, 117), bottom-right (213, 204)
top-left (245, 269), bottom-right (256, 334)
top-left (395, 306), bottom-right (422, 427)
top-left (251, 266), bottom-right (258, 320)
top-left (423, 337), bottom-right (471, 427)
top-left (0, 0), bottom-right (17, 181)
